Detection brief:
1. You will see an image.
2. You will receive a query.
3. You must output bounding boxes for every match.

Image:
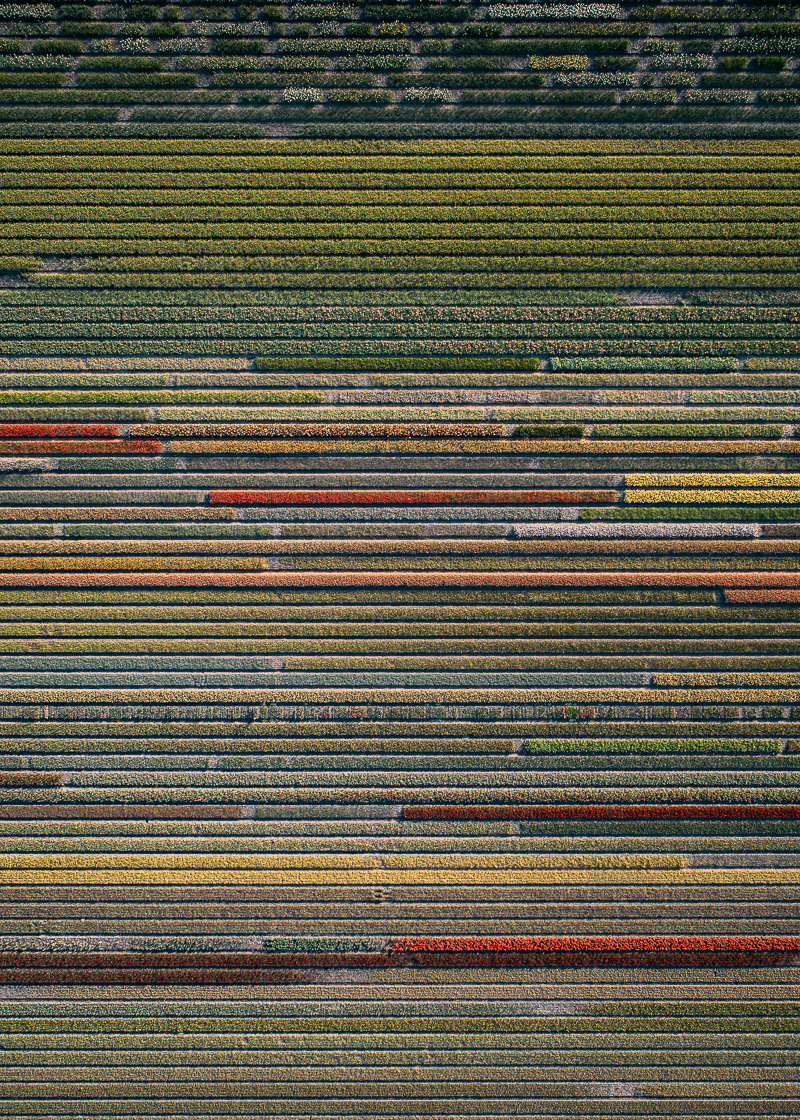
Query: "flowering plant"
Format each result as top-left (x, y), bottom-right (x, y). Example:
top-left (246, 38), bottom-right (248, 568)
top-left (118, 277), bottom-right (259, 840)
top-left (283, 85), bottom-right (324, 99)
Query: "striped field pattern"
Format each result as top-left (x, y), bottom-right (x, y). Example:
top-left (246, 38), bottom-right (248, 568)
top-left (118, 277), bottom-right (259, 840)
top-left (2, 341), bottom-right (800, 1115)
top-left (1, 109), bottom-right (800, 1120)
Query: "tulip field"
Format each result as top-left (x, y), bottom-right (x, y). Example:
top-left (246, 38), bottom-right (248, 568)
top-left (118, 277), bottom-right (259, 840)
top-left (0, 4), bottom-right (799, 1118)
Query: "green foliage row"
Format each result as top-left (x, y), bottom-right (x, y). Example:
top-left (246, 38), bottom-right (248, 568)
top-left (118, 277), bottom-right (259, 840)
top-left (0, 326), bottom-right (794, 348)
top-left (8, 170), bottom-right (800, 188)
top-left (75, 71), bottom-right (197, 85)
top-left (3, 311), bottom-right (793, 331)
top-left (1, 120), bottom-right (800, 138)
top-left (0, 87), bottom-right (279, 101)
top-left (0, 70), bottom-right (63, 84)
top-left (74, 54), bottom-right (162, 68)
top-left (24, 269), bottom-right (799, 289)
top-left (5, 151), bottom-right (800, 167)
top-left (2, 292), bottom-right (798, 315)
top-left (8, 203), bottom-right (797, 224)
top-left (7, 188), bottom-right (800, 207)
top-left (3, 335), bottom-right (799, 356)
top-left (2, 137), bottom-right (795, 152)
top-left (8, 253), bottom-right (800, 273)
top-left (0, 99), bottom-right (797, 120)
top-left (5, 220), bottom-right (800, 238)
top-left (7, 237), bottom-right (800, 257)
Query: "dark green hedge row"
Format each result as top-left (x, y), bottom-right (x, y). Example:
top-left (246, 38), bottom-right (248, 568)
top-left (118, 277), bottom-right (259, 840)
top-left (79, 57), bottom-right (162, 70)
top-left (2, 120), bottom-right (800, 138)
top-left (0, 72), bottom-right (64, 87)
top-left (76, 73), bottom-right (198, 87)
top-left (0, 104), bottom-right (790, 123)
top-left (0, 89), bottom-right (233, 102)
top-left (0, 104), bottom-right (117, 117)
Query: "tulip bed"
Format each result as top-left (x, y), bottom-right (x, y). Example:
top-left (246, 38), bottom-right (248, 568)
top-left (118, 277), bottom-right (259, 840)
top-left (0, 0), bottom-right (798, 132)
top-left (0, 2), bottom-right (799, 1115)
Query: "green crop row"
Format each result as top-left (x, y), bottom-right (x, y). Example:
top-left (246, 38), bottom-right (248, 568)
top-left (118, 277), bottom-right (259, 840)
top-left (8, 205), bottom-right (800, 228)
top-left (0, 320), bottom-right (780, 341)
top-left (3, 121), bottom-right (795, 138)
top-left (25, 270), bottom-right (799, 289)
top-left (0, 106), bottom-right (119, 120)
top-left (10, 256), bottom-right (800, 279)
top-left (16, 257), bottom-right (798, 277)
top-left (5, 220), bottom-right (800, 239)
top-left (2, 290), bottom-right (794, 312)
top-left (0, 298), bottom-right (795, 318)
top-left (1, 119), bottom-right (798, 137)
top-left (0, 71), bottom-right (63, 85)
top-left (0, 335), bottom-right (743, 356)
top-left (75, 72), bottom-right (198, 87)
top-left (1, 297), bottom-right (797, 319)
top-left (6, 151), bottom-right (800, 169)
top-left (462, 89), bottom-right (596, 103)
top-left (3, 341), bottom-right (799, 358)
top-left (2, 138), bottom-right (796, 153)
top-left (26, 105), bottom-right (796, 124)
top-left (9, 185), bottom-right (800, 204)
top-left (0, 89), bottom-right (238, 103)
top-left (452, 38), bottom-right (632, 53)
top-left (4, 239), bottom-right (800, 258)
top-left (0, 100), bottom-right (793, 121)
top-left (0, 328), bottom-right (793, 346)
top-left (8, 170), bottom-right (800, 188)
